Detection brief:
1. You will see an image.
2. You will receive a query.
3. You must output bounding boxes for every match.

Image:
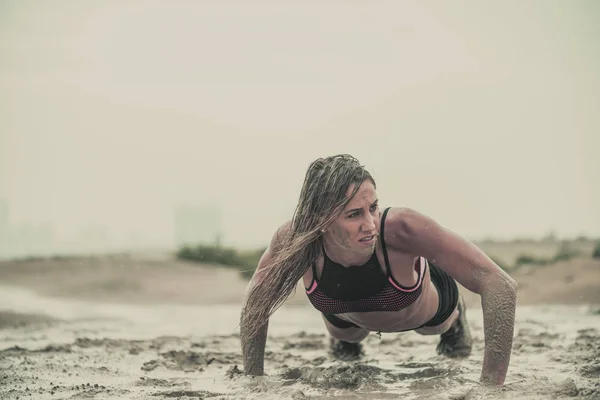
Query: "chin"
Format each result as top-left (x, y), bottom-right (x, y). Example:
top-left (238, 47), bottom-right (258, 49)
top-left (356, 238), bottom-right (376, 250)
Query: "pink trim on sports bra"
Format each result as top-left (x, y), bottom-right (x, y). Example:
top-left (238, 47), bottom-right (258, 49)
top-left (305, 256), bottom-right (426, 294)
top-left (387, 257), bottom-right (426, 293)
top-left (306, 280), bottom-right (318, 295)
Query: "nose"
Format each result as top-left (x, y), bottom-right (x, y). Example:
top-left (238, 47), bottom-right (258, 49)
top-left (362, 214), bottom-right (376, 233)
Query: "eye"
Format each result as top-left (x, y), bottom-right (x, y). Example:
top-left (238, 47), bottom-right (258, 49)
top-left (348, 212), bottom-right (359, 219)
top-left (370, 204), bottom-right (378, 212)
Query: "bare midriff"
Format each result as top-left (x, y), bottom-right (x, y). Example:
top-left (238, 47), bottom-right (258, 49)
top-left (302, 243), bottom-right (441, 333)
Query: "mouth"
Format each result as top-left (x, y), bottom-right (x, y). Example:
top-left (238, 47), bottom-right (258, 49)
top-left (359, 235), bottom-right (376, 244)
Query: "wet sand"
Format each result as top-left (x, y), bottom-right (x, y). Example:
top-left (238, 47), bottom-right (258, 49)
top-left (1, 254), bottom-right (599, 399)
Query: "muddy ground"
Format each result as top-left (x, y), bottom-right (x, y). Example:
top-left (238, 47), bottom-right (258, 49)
top-left (0, 253), bottom-right (599, 399)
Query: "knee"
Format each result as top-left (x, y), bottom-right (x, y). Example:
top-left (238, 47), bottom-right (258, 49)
top-left (331, 327), bottom-right (369, 343)
top-left (415, 325), bottom-right (446, 335)
top-left (415, 308), bottom-right (459, 336)
top-left (324, 321), bottom-right (369, 343)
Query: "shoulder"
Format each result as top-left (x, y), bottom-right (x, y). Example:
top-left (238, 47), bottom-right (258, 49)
top-left (382, 206), bottom-right (433, 235)
top-left (382, 207), bottom-right (441, 252)
top-left (259, 219), bottom-right (294, 260)
top-left (270, 220), bottom-right (293, 249)
top-left (252, 220), bottom-right (293, 283)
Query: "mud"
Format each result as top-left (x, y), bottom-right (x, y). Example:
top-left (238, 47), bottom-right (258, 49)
top-left (0, 254), bottom-right (599, 399)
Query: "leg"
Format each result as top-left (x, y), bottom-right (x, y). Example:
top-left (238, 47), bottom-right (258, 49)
top-left (417, 262), bottom-right (473, 358)
top-left (322, 314), bottom-right (369, 361)
top-left (416, 295), bottom-right (472, 358)
top-left (415, 305), bottom-right (459, 336)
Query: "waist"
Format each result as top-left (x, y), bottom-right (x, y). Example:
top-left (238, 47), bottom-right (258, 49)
top-left (307, 281), bottom-right (424, 314)
top-left (325, 284), bottom-right (440, 332)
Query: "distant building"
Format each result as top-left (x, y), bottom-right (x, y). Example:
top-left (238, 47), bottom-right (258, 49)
top-left (173, 204), bottom-right (222, 247)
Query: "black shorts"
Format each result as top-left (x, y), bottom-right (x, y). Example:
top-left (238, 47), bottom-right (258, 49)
top-left (422, 261), bottom-right (459, 327)
top-left (322, 261), bottom-right (459, 330)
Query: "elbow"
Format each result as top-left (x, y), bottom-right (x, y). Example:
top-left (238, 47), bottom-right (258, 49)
top-left (504, 271), bottom-right (518, 293)
top-left (499, 272), bottom-right (518, 293)
top-left (508, 276), bottom-right (518, 292)
top-left (481, 271), bottom-right (518, 298)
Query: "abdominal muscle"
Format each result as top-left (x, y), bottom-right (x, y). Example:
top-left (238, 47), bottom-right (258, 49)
top-left (336, 269), bottom-right (440, 333)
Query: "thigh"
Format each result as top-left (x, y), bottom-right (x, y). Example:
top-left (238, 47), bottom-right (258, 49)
top-left (321, 314), bottom-right (370, 343)
top-left (416, 261), bottom-right (461, 335)
top-left (415, 305), bottom-right (458, 335)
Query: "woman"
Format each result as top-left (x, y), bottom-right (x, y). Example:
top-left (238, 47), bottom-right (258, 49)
top-left (240, 154), bottom-right (517, 387)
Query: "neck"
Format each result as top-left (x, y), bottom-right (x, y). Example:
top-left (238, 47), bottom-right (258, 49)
top-left (322, 238), bottom-right (375, 267)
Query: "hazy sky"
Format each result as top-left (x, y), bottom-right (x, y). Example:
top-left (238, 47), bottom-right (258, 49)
top-left (1, 0), bottom-right (599, 250)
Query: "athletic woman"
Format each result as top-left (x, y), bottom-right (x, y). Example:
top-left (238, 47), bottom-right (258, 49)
top-left (240, 154), bottom-right (517, 387)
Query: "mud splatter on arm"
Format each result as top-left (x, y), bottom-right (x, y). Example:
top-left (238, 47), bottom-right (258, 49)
top-left (479, 273), bottom-right (517, 386)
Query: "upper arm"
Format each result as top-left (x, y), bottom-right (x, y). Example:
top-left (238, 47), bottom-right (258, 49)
top-left (384, 207), bottom-right (515, 294)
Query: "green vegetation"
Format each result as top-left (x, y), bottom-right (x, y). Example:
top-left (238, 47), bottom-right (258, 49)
top-left (592, 242), bottom-right (600, 259)
top-left (513, 241), bottom-right (582, 268)
top-left (179, 239), bottom-right (599, 280)
top-left (176, 244), bottom-right (266, 279)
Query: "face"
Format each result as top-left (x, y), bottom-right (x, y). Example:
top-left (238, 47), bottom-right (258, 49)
top-left (324, 180), bottom-right (380, 253)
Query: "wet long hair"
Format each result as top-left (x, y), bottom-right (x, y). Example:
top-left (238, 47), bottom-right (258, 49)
top-left (240, 154), bottom-right (376, 342)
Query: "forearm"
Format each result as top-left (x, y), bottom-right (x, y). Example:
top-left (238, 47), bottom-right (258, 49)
top-left (479, 275), bottom-right (517, 386)
top-left (241, 319), bottom-right (269, 376)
